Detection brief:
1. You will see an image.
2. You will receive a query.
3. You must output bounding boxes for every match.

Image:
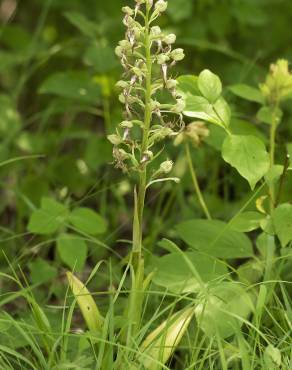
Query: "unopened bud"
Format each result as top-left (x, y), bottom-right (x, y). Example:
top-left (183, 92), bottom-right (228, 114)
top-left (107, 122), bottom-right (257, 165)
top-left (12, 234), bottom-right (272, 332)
top-left (157, 54), bottom-right (170, 65)
top-left (172, 98), bottom-right (185, 113)
top-left (141, 150), bottom-right (154, 163)
top-left (115, 46), bottom-right (123, 57)
top-left (119, 93), bottom-right (126, 104)
top-left (122, 6), bottom-right (134, 16)
top-left (120, 120), bottom-right (133, 128)
top-left (155, 0), bottom-right (168, 12)
top-left (166, 79), bottom-right (177, 89)
top-left (107, 134), bottom-right (121, 145)
top-left (150, 100), bottom-right (161, 111)
top-left (163, 33), bottom-right (176, 44)
top-left (116, 80), bottom-right (129, 89)
top-left (160, 160), bottom-right (173, 174)
top-left (151, 26), bottom-right (162, 37)
top-left (171, 48), bottom-right (185, 61)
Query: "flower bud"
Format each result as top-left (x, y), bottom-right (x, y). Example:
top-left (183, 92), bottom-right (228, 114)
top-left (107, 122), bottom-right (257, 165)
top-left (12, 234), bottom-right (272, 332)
top-left (132, 67), bottom-right (144, 77)
top-left (120, 120), bottom-right (133, 129)
top-left (166, 79), bottom-right (177, 89)
top-left (171, 48), bottom-right (185, 61)
top-left (163, 33), bottom-right (176, 44)
top-left (119, 93), bottom-right (126, 104)
top-left (155, 0), bottom-right (168, 12)
top-left (141, 150), bottom-right (154, 163)
top-left (116, 80), bottom-right (129, 89)
top-left (157, 54), bottom-right (170, 65)
top-left (107, 134), bottom-right (122, 145)
top-left (172, 98), bottom-right (185, 113)
top-left (115, 46), bottom-right (123, 57)
top-left (119, 39), bottom-right (132, 50)
top-left (159, 160), bottom-right (173, 174)
top-left (122, 6), bottom-right (134, 16)
top-left (149, 99), bottom-right (161, 111)
top-left (116, 148), bottom-right (129, 160)
top-left (151, 26), bottom-right (162, 37)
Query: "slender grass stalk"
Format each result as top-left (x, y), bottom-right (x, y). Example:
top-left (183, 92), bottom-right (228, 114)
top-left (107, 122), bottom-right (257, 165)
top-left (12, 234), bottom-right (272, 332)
top-left (269, 102), bottom-right (280, 211)
top-left (185, 142), bottom-right (211, 220)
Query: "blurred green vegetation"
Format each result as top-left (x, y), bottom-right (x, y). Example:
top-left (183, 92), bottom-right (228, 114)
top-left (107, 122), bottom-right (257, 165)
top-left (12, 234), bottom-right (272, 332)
top-left (0, 0), bottom-right (292, 344)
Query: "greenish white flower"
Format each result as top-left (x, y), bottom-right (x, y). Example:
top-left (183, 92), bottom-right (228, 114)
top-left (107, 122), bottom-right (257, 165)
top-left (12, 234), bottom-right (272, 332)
top-left (160, 160), bottom-right (173, 174)
top-left (116, 80), bottom-right (129, 89)
top-left (122, 6), bottom-right (134, 15)
top-left (166, 79), bottom-right (177, 89)
top-left (163, 33), bottom-right (176, 44)
top-left (151, 26), bottom-right (162, 37)
top-left (120, 120), bottom-right (134, 128)
top-left (171, 48), bottom-right (185, 61)
top-left (107, 134), bottom-right (122, 145)
top-left (157, 54), bottom-right (170, 65)
top-left (155, 0), bottom-right (168, 12)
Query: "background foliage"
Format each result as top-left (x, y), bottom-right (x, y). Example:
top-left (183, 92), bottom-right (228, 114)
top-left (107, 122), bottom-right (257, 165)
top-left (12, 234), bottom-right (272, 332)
top-left (0, 0), bottom-right (291, 368)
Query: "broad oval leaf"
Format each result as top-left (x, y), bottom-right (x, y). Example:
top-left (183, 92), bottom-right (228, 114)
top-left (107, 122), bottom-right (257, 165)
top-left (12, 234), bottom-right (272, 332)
top-left (184, 96), bottom-right (229, 129)
top-left (195, 282), bottom-right (255, 338)
top-left (28, 197), bottom-right (68, 235)
top-left (177, 75), bottom-right (200, 97)
top-left (57, 233), bottom-right (88, 271)
top-left (176, 219), bottom-right (253, 259)
top-left (153, 251), bottom-right (228, 293)
top-left (272, 203), bottom-right (292, 247)
top-left (230, 211), bottom-right (265, 232)
top-left (39, 71), bottom-right (102, 104)
top-left (222, 134), bottom-right (269, 190)
top-left (198, 69), bottom-right (222, 103)
top-left (229, 84), bottom-right (264, 104)
top-left (68, 207), bottom-right (107, 235)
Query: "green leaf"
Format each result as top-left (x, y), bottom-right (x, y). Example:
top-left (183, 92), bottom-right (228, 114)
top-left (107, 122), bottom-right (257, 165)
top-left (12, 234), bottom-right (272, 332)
top-left (230, 211), bottom-right (265, 232)
top-left (153, 251), bottom-right (228, 293)
top-left (256, 106), bottom-right (283, 125)
top-left (167, 0), bottom-right (193, 22)
top-left (28, 197), bottom-right (68, 235)
top-left (213, 97), bottom-right (231, 127)
top-left (177, 75), bottom-right (200, 97)
top-left (272, 203), bottom-right (292, 247)
top-left (39, 71), bottom-right (101, 103)
top-left (222, 135), bottom-right (269, 189)
top-left (184, 96), bottom-right (229, 129)
top-left (265, 165), bottom-right (284, 187)
top-left (84, 44), bottom-right (117, 73)
top-left (64, 11), bottom-right (98, 38)
top-left (229, 84), bottom-right (264, 104)
top-left (57, 234), bottom-right (88, 271)
top-left (29, 258), bottom-right (57, 285)
top-left (69, 207), bottom-right (107, 235)
top-left (176, 219), bottom-right (253, 259)
top-left (0, 95), bottom-right (21, 136)
top-left (230, 119), bottom-right (266, 142)
top-left (195, 282), bottom-right (255, 338)
top-left (264, 345), bottom-right (282, 368)
top-left (198, 69), bottom-right (222, 103)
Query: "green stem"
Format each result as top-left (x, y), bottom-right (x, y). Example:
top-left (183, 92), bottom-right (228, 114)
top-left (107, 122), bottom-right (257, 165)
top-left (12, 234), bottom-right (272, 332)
top-left (185, 143), bottom-right (211, 220)
top-left (269, 102), bottom-right (279, 211)
top-left (128, 3), bottom-right (152, 339)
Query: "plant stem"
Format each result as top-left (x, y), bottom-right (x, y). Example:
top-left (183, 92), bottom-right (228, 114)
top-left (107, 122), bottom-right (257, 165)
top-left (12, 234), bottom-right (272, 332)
top-left (185, 143), bottom-right (211, 220)
top-left (128, 3), bottom-right (152, 338)
top-left (268, 102), bottom-right (279, 211)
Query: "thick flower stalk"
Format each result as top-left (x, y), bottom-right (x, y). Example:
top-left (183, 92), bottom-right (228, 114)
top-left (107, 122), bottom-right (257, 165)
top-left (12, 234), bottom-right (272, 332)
top-left (109, 0), bottom-right (184, 260)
